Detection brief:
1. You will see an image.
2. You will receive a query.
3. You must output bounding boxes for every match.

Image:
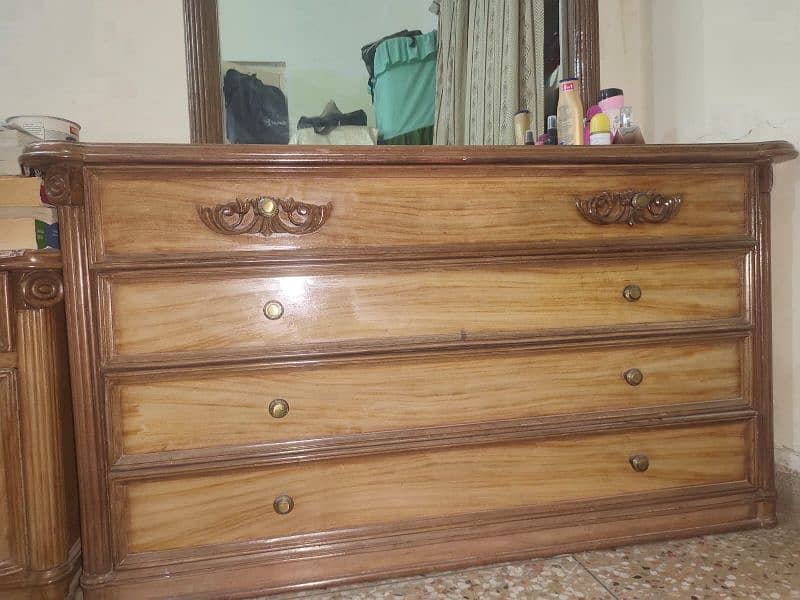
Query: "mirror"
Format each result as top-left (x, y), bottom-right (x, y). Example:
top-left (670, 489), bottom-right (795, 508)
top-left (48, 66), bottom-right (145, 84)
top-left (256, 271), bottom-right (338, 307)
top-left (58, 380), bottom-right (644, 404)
top-left (184, 0), bottom-right (599, 145)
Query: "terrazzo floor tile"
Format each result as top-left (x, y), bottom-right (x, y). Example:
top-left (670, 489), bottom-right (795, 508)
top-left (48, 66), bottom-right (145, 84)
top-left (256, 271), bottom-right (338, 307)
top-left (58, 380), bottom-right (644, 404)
top-left (699, 524), bottom-right (800, 598)
top-left (575, 536), bottom-right (764, 599)
top-left (575, 523), bottom-right (800, 600)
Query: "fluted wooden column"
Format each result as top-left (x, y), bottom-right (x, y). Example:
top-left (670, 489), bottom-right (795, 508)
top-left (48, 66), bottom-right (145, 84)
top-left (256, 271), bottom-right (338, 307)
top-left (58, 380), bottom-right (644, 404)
top-left (0, 254), bottom-right (81, 600)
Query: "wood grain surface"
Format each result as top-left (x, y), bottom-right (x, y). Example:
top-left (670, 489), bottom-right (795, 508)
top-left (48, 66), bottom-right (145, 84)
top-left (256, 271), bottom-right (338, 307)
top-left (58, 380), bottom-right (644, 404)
top-left (18, 141), bottom-right (795, 600)
top-left (122, 421), bottom-right (749, 554)
top-left (114, 339), bottom-right (743, 455)
top-left (0, 370), bottom-right (17, 564)
top-left (88, 167), bottom-right (748, 261)
top-left (104, 256), bottom-right (743, 362)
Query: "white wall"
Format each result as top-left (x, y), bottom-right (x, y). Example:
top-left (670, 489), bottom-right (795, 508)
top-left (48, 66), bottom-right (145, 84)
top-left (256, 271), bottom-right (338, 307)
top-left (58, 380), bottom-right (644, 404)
top-left (0, 0), bottom-right (190, 143)
top-left (600, 0), bottom-right (800, 472)
top-left (598, 0), bottom-right (653, 141)
top-left (647, 0), bottom-right (800, 471)
top-left (218, 0), bottom-right (436, 134)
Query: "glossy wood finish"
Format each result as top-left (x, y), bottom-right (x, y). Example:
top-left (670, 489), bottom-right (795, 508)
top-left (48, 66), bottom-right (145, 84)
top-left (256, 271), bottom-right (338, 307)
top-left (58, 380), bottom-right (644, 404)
top-left (103, 256), bottom-right (743, 364)
top-left (0, 251), bottom-right (81, 599)
top-left (113, 338), bottom-right (743, 456)
top-left (86, 167), bottom-right (749, 262)
top-left (19, 142), bottom-right (797, 599)
top-left (182, 0), bottom-right (600, 143)
top-left (183, 0), bottom-right (223, 144)
top-left (121, 421), bottom-right (748, 556)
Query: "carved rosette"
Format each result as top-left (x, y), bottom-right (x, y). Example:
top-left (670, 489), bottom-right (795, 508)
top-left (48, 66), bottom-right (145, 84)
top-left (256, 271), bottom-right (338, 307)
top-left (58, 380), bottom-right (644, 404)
top-left (576, 191), bottom-right (682, 226)
top-left (198, 196), bottom-right (332, 238)
top-left (21, 165), bottom-right (84, 206)
top-left (14, 270), bottom-right (64, 310)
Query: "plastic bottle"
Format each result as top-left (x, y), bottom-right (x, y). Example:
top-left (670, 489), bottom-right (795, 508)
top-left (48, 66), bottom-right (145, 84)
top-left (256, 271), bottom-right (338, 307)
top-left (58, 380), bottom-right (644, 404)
top-left (598, 88), bottom-right (624, 135)
top-left (556, 78), bottom-right (584, 145)
top-left (589, 113), bottom-right (612, 145)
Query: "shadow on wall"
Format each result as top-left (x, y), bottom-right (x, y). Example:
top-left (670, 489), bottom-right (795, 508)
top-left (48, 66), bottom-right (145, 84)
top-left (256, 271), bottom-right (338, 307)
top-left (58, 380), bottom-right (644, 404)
top-left (771, 159), bottom-right (800, 470)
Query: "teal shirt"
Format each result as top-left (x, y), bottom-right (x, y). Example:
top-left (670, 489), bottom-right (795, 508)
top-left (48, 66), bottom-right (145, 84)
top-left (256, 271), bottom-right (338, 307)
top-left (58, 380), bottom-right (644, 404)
top-left (372, 30), bottom-right (437, 140)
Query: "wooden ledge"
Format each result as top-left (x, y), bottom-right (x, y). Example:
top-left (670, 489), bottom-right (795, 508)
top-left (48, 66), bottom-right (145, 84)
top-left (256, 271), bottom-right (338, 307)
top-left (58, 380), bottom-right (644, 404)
top-left (20, 140), bottom-right (798, 168)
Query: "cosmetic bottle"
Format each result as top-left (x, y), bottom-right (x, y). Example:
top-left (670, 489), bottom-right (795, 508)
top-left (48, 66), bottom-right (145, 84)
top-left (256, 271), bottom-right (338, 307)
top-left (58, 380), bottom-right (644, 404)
top-left (545, 115), bottom-right (558, 145)
top-left (514, 110), bottom-right (531, 145)
top-left (589, 113), bottom-right (612, 145)
top-left (583, 105), bottom-right (602, 145)
top-left (556, 78), bottom-right (584, 145)
top-left (598, 88), bottom-right (624, 134)
top-left (613, 106), bottom-right (646, 144)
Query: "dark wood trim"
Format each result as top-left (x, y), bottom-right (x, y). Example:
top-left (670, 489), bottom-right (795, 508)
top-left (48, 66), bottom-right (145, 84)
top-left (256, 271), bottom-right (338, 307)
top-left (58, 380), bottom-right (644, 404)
top-left (183, 0), bottom-right (601, 144)
top-left (565, 0), bottom-right (600, 111)
top-left (0, 250), bottom-right (61, 272)
top-left (22, 141), bottom-right (799, 166)
top-left (183, 0), bottom-right (223, 144)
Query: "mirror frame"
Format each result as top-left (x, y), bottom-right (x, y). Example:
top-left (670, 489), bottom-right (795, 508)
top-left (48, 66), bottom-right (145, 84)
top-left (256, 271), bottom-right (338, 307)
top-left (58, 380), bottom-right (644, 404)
top-left (183, 0), bottom-right (599, 144)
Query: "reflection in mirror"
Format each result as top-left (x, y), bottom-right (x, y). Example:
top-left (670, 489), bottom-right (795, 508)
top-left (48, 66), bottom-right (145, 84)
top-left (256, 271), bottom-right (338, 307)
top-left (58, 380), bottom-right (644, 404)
top-left (217, 0), bottom-right (563, 146)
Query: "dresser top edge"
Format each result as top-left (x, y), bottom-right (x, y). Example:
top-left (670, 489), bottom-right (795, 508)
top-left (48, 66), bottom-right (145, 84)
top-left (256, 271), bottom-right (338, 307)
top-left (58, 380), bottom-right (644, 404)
top-left (19, 141), bottom-right (798, 169)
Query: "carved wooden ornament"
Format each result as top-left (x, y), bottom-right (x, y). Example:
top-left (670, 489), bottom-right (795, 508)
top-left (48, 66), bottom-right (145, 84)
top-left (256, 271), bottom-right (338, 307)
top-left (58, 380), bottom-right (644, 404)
top-left (14, 270), bottom-right (64, 310)
top-left (198, 196), bottom-right (332, 238)
top-left (576, 191), bottom-right (682, 226)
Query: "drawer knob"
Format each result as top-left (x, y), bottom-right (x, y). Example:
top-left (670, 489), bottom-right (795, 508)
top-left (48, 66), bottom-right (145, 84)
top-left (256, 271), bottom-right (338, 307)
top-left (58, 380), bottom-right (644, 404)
top-left (622, 284), bottom-right (642, 302)
top-left (264, 300), bottom-right (284, 320)
top-left (623, 368), bottom-right (644, 386)
top-left (257, 197), bottom-right (279, 217)
top-left (629, 454), bottom-right (650, 472)
top-left (268, 398), bottom-right (289, 419)
top-left (273, 495), bottom-right (294, 515)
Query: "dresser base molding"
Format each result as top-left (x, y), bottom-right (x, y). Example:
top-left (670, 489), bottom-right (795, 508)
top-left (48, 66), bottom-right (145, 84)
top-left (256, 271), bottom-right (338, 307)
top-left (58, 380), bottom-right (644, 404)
top-left (0, 540), bottom-right (81, 600)
top-left (81, 494), bottom-right (770, 599)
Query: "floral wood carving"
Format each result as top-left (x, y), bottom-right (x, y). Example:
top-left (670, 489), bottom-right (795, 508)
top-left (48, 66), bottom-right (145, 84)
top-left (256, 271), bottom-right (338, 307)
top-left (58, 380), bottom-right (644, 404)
top-left (576, 191), bottom-right (682, 226)
top-left (198, 196), bottom-right (333, 238)
top-left (14, 270), bottom-right (64, 310)
top-left (21, 165), bottom-right (84, 206)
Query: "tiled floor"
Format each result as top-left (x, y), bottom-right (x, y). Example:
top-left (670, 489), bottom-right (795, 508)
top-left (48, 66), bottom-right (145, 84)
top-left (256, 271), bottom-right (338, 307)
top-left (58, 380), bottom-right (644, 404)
top-left (268, 515), bottom-right (800, 600)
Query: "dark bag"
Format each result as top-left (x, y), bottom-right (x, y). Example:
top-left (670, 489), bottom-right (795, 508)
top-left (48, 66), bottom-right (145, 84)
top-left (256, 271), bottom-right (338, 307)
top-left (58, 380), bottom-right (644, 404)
top-left (223, 69), bottom-right (289, 144)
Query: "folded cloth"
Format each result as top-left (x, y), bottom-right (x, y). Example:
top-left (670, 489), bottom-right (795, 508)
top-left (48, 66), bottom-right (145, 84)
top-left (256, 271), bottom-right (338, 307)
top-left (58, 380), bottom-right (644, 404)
top-left (290, 126), bottom-right (378, 145)
top-left (296, 100), bottom-right (367, 135)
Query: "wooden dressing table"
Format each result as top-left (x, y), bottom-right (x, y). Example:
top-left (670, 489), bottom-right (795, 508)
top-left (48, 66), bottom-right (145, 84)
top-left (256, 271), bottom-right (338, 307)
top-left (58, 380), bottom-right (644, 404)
top-left (21, 141), bottom-right (797, 599)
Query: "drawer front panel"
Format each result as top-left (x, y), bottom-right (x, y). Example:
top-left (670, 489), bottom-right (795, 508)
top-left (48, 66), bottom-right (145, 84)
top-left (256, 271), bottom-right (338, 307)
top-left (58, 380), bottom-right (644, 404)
top-left (121, 422), bottom-right (749, 554)
top-left (114, 339), bottom-right (743, 455)
top-left (103, 256), bottom-right (743, 363)
top-left (88, 167), bottom-right (749, 262)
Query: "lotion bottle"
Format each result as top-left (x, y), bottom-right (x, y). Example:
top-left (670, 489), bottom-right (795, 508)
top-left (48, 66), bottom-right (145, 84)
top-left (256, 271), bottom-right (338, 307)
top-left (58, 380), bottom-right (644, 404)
top-left (556, 78), bottom-right (584, 145)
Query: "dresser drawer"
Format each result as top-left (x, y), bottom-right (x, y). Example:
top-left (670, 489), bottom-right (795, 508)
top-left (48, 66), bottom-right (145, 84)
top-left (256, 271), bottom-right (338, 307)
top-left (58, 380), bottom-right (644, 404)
top-left (111, 339), bottom-right (743, 457)
top-left (86, 166), bottom-right (750, 263)
top-left (101, 255), bottom-right (743, 364)
top-left (118, 421), bottom-right (749, 555)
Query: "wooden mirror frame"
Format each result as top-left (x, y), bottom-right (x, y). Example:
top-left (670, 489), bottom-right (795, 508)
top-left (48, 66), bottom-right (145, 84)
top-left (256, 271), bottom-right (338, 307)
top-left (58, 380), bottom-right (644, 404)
top-left (183, 0), bottom-right (599, 144)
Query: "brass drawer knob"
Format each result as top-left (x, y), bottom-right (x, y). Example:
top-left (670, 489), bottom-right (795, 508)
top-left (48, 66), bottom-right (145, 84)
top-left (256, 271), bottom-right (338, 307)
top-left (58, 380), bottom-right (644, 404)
top-left (629, 454), bottom-right (650, 472)
top-left (268, 398), bottom-right (289, 419)
top-left (264, 300), bottom-right (284, 320)
top-left (273, 494), bottom-right (294, 515)
top-left (257, 196), bottom-right (279, 217)
top-left (624, 368), bottom-right (644, 386)
top-left (622, 284), bottom-right (642, 302)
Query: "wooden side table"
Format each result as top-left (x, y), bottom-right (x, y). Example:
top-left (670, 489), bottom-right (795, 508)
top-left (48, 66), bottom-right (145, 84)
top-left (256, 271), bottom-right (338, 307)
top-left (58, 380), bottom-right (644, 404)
top-left (0, 251), bottom-right (81, 599)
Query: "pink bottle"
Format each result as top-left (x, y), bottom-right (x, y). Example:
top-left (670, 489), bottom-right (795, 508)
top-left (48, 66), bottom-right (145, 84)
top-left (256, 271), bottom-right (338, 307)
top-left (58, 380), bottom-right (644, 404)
top-left (598, 88), bottom-right (625, 136)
